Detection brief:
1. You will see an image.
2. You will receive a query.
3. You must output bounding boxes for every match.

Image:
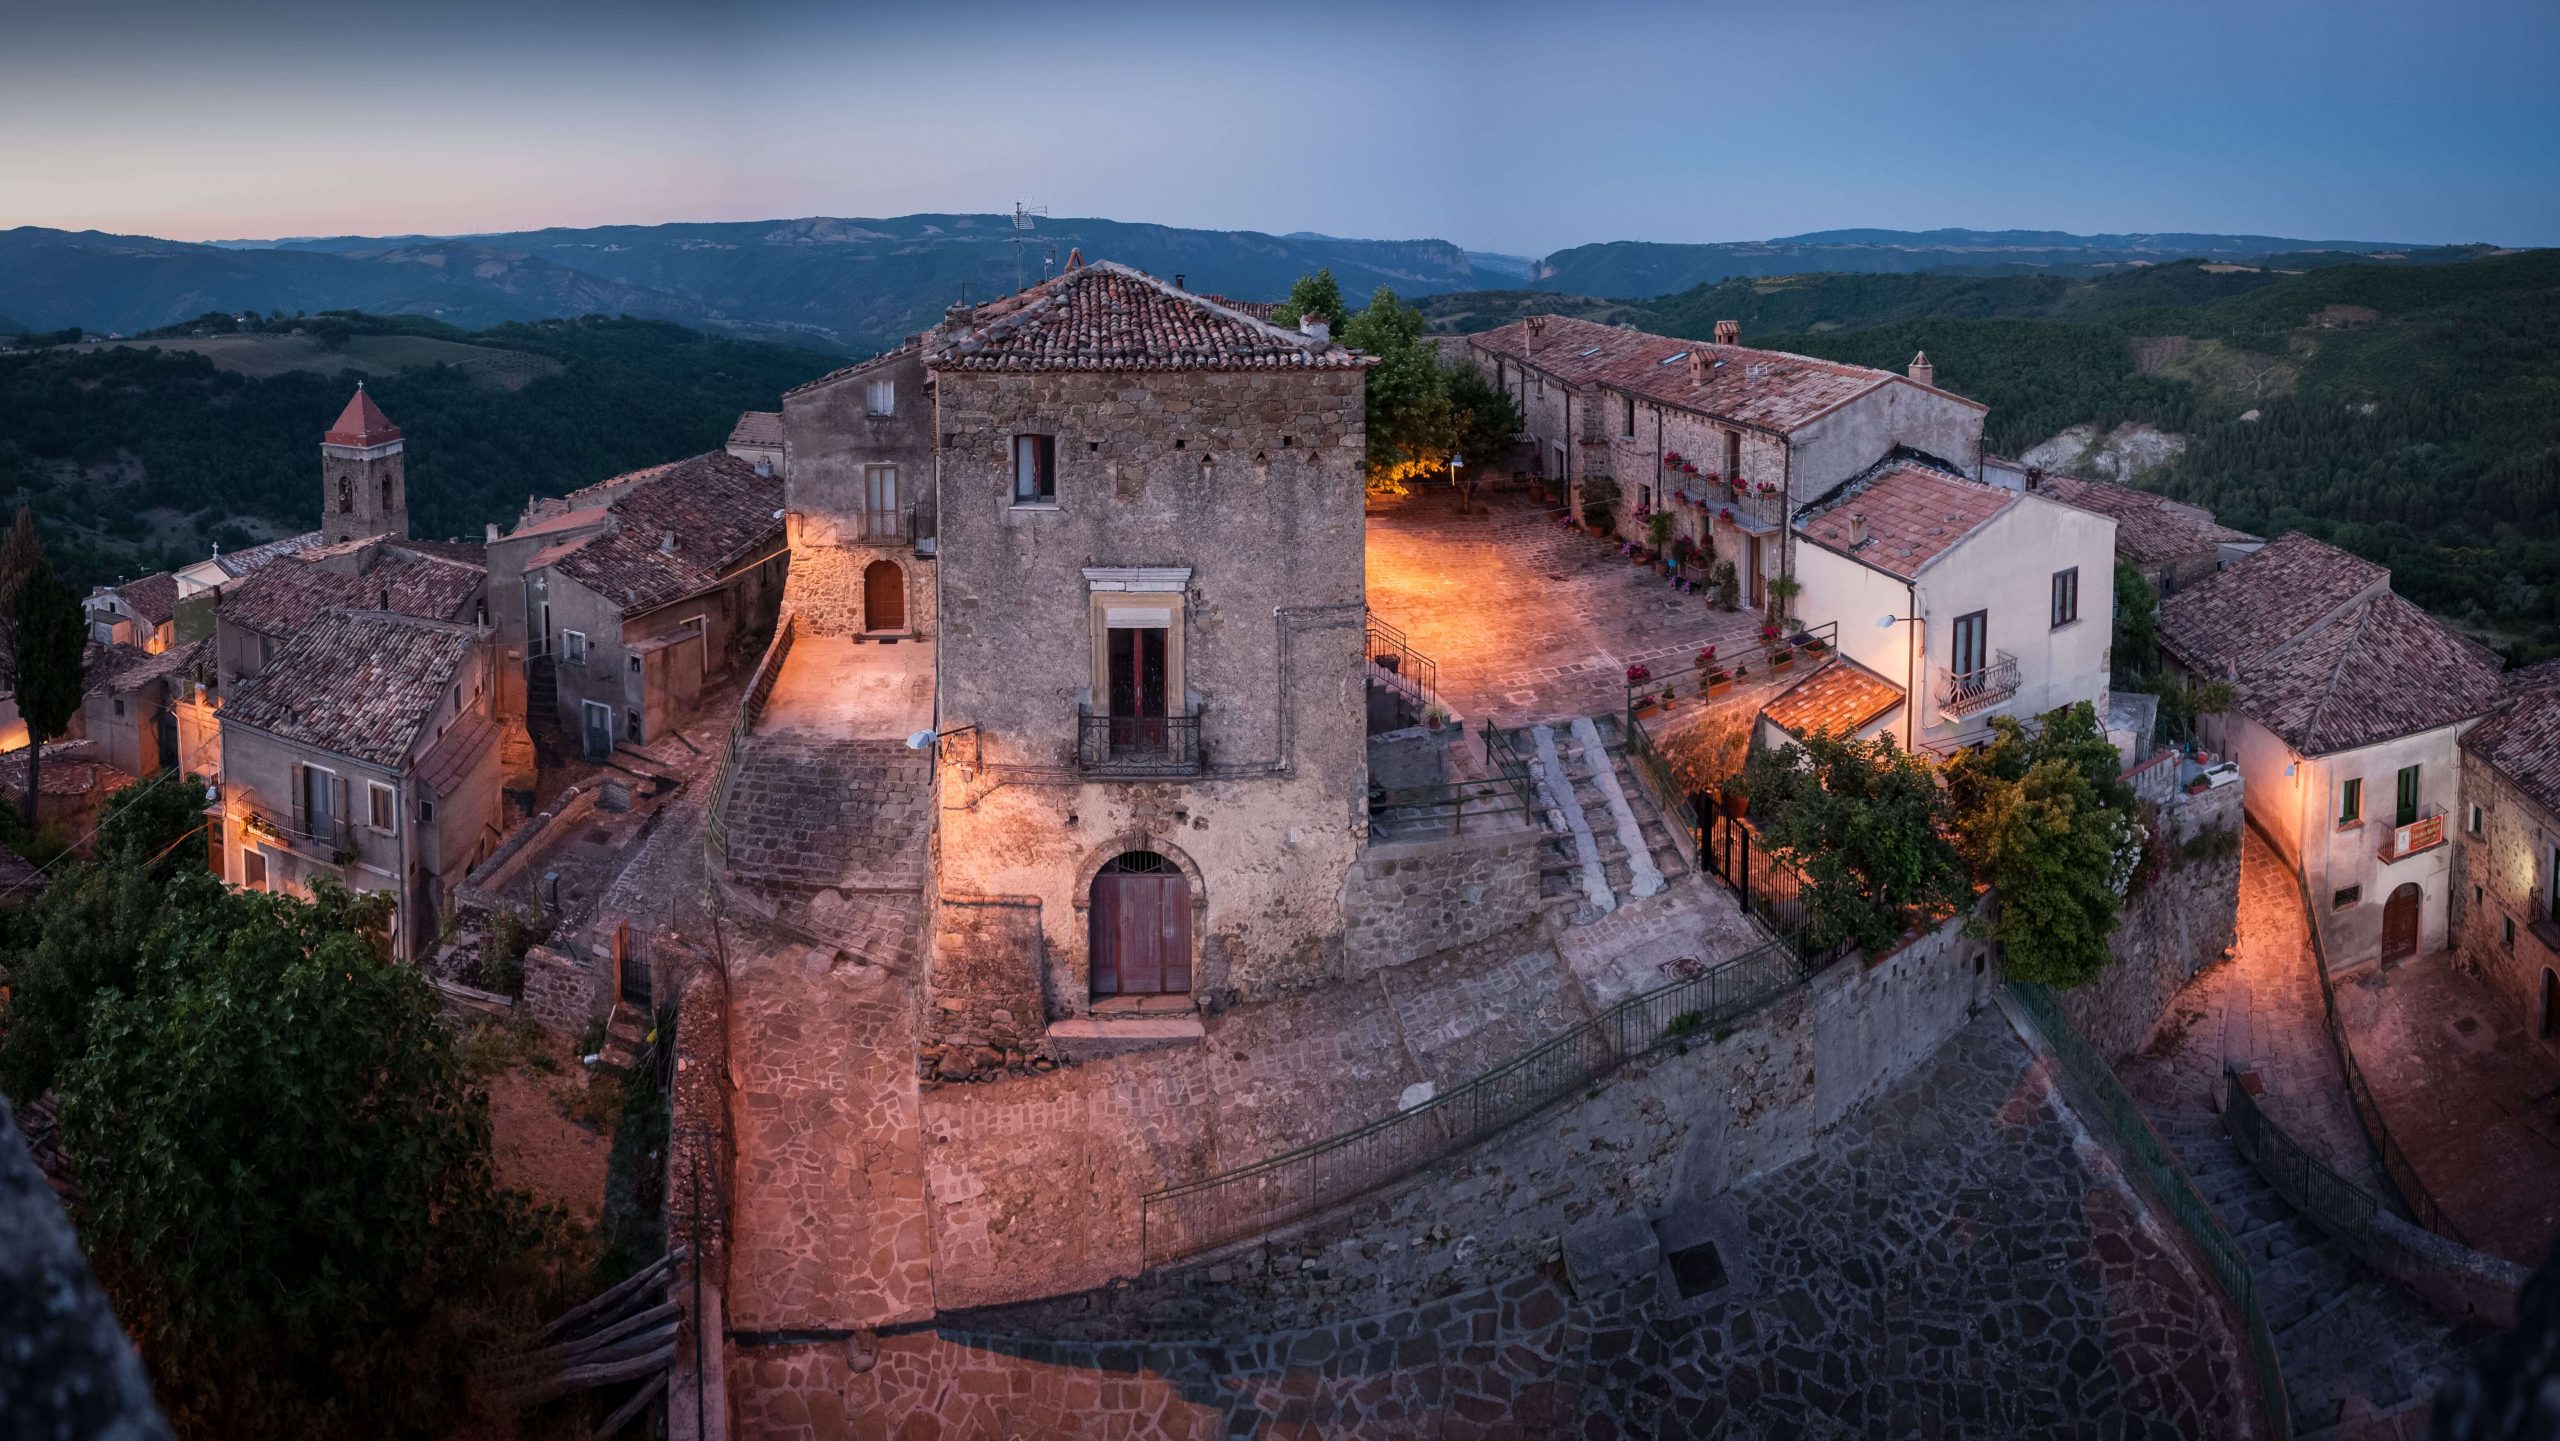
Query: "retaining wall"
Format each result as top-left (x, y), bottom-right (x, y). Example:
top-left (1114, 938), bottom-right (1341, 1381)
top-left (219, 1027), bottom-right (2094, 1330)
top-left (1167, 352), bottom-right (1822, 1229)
top-left (1338, 824), bottom-right (1545, 977)
top-left (2058, 777), bottom-right (2247, 1061)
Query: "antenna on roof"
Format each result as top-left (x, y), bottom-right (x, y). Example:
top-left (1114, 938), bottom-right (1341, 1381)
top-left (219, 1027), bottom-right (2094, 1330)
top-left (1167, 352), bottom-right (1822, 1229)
top-left (1010, 200), bottom-right (1049, 292)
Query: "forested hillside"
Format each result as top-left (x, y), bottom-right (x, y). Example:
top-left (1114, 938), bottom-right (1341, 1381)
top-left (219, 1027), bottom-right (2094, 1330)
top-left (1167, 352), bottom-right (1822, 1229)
top-left (0, 314), bottom-right (834, 589)
top-left (1425, 253), bottom-right (2560, 653)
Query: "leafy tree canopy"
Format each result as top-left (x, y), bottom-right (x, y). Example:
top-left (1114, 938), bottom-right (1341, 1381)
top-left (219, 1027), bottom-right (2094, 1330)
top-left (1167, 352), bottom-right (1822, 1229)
top-left (56, 871), bottom-right (554, 1439)
top-left (1741, 731), bottom-right (1970, 954)
top-left (1269, 268), bottom-right (1349, 333)
top-left (1943, 705), bottom-right (2144, 987)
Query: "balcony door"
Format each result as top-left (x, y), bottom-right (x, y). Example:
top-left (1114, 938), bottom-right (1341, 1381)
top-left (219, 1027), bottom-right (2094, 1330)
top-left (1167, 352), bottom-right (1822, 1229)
top-left (864, 464), bottom-right (899, 539)
top-left (1951, 611), bottom-right (1988, 680)
top-left (1107, 625), bottom-right (1169, 753)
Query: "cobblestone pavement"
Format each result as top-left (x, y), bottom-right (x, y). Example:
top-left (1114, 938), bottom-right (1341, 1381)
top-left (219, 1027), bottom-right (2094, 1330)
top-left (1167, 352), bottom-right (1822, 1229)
top-left (2120, 826), bottom-right (2469, 1437)
top-left (2335, 949), bottom-right (2560, 1266)
top-left (724, 1014), bottom-right (2259, 1439)
top-left (1364, 489), bottom-right (1765, 728)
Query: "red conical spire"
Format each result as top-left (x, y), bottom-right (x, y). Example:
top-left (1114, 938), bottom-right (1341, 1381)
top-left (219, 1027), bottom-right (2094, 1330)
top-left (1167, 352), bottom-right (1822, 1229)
top-left (324, 383), bottom-right (401, 446)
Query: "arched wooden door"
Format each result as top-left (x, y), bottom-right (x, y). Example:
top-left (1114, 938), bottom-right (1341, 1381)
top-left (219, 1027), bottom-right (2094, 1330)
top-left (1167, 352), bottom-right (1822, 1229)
top-left (1089, 852), bottom-right (1191, 998)
top-left (864, 560), bottom-right (905, 633)
top-left (2381, 882), bottom-right (2422, 963)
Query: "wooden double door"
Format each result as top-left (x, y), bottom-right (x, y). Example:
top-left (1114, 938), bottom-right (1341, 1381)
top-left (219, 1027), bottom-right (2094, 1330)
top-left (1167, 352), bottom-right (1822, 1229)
top-left (2381, 882), bottom-right (2422, 963)
top-left (1089, 855), bottom-right (1191, 997)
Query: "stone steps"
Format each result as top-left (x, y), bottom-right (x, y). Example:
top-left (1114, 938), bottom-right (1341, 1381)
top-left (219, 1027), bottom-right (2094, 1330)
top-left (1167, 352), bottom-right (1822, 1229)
top-left (720, 736), bottom-right (931, 893)
top-left (1514, 715), bottom-right (1689, 926)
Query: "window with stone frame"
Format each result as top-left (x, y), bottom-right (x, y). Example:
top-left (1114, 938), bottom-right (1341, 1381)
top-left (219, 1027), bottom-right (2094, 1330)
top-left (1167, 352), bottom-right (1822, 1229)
top-left (1013, 434), bottom-right (1057, 504)
top-left (866, 377), bottom-right (895, 417)
top-left (562, 629), bottom-right (589, 666)
top-left (368, 781), bottom-right (396, 834)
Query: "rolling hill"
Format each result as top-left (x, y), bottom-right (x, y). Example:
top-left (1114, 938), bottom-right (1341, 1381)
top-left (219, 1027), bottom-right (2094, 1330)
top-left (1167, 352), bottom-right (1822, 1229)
top-left (1526, 229), bottom-right (2497, 299)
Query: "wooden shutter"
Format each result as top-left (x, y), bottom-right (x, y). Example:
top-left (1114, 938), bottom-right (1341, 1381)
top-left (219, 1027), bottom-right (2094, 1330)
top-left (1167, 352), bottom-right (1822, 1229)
top-left (290, 760), bottom-right (308, 834)
top-left (331, 774), bottom-right (351, 843)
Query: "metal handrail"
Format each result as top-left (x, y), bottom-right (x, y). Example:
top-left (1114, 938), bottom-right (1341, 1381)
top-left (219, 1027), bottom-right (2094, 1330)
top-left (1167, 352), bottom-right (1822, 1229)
top-left (1368, 777), bottom-right (1532, 840)
top-left (1137, 933), bottom-right (1813, 1267)
top-left (2010, 980), bottom-right (2292, 1439)
top-left (1364, 611), bottom-right (1438, 705)
top-left (1938, 650), bottom-right (2020, 717)
top-left (1621, 621), bottom-right (1838, 722)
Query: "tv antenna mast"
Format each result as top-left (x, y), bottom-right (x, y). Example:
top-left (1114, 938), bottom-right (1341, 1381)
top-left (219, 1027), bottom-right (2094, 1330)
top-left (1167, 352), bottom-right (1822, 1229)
top-left (1010, 200), bottom-right (1049, 291)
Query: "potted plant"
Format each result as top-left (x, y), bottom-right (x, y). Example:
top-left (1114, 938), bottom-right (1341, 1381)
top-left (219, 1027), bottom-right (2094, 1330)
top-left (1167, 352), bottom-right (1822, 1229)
top-left (1704, 666), bottom-right (1734, 699)
top-left (1645, 508), bottom-right (1675, 562)
top-left (1721, 780), bottom-right (1750, 819)
top-left (1657, 684), bottom-right (1677, 713)
top-left (1625, 662), bottom-right (1653, 687)
top-left (1760, 622), bottom-right (1782, 643)
top-left (1766, 574), bottom-right (1803, 629)
top-left (1695, 643), bottom-right (1717, 668)
top-left (1770, 644), bottom-right (1796, 672)
top-left (1581, 474), bottom-right (1621, 538)
top-left (1424, 703), bottom-right (1450, 731)
top-left (1710, 561), bottom-right (1740, 610)
top-left (1800, 632), bottom-right (1829, 655)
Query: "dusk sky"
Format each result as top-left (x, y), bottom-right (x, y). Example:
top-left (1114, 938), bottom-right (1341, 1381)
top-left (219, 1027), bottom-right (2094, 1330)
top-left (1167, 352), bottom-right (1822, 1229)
top-left (5, 0), bottom-right (2555, 255)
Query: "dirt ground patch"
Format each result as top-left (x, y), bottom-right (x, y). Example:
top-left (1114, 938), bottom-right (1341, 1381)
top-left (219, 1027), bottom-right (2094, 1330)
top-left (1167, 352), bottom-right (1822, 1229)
top-left (473, 1021), bottom-right (614, 1241)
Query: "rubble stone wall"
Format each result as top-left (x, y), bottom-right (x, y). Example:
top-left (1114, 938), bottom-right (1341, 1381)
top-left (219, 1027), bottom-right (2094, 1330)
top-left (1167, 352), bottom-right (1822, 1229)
top-left (521, 942), bottom-right (600, 1038)
top-left (2058, 777), bottom-right (2247, 1061)
top-left (1338, 825), bottom-right (1546, 977)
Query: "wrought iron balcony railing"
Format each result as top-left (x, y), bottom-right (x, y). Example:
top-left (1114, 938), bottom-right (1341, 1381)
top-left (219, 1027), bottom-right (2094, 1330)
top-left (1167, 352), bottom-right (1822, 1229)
top-left (2376, 804), bottom-right (2447, 864)
top-left (1076, 706), bottom-right (1203, 775)
top-left (1938, 650), bottom-right (2020, 718)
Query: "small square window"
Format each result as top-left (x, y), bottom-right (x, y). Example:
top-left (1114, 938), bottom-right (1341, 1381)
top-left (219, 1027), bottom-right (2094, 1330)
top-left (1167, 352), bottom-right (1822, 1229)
top-left (627, 710), bottom-right (643, 742)
top-left (2338, 777), bottom-right (2362, 827)
top-left (417, 797), bottom-right (436, 824)
top-left (113, 697), bottom-right (125, 717)
top-left (866, 378), bottom-right (895, 417)
top-left (2332, 885), bottom-right (2362, 910)
top-left (562, 630), bottom-right (589, 666)
top-left (368, 782), bottom-right (396, 833)
top-left (630, 655), bottom-right (644, 676)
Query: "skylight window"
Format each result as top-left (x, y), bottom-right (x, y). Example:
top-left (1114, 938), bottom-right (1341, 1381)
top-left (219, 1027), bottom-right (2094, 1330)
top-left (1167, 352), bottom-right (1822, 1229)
top-left (1660, 351), bottom-right (1690, 364)
top-left (1578, 346), bottom-right (1604, 357)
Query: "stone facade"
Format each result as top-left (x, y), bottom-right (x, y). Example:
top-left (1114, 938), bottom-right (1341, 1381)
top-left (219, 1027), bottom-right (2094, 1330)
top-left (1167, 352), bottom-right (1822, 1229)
top-left (520, 941), bottom-right (601, 1037)
top-left (2056, 777), bottom-right (2247, 1061)
top-left (929, 363), bottom-right (1372, 1028)
top-left (2450, 748), bottom-right (2560, 1046)
top-left (1337, 824), bottom-right (1546, 976)
top-left (780, 347), bottom-right (937, 639)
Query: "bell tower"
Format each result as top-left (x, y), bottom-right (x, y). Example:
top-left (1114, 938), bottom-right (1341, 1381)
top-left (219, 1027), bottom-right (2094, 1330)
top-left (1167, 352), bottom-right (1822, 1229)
top-left (319, 384), bottom-right (409, 544)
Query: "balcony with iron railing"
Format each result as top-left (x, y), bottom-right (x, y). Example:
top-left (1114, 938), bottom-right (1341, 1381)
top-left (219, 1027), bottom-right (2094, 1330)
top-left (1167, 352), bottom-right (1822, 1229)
top-left (2375, 803), bottom-right (2447, 864)
top-left (1937, 650), bottom-right (2020, 719)
top-left (235, 798), bottom-right (355, 864)
top-left (1076, 706), bottom-right (1203, 776)
top-left (847, 500), bottom-right (935, 549)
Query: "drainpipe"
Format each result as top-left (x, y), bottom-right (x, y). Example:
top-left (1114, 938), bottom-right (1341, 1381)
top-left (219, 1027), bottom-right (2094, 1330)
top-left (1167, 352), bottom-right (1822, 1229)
top-left (1906, 578), bottom-right (1921, 753)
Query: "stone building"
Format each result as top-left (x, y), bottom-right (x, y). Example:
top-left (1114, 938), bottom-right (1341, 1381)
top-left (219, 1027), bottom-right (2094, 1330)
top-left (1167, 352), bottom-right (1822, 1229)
top-left (80, 638), bottom-right (206, 777)
top-left (2163, 533), bottom-right (2506, 971)
top-left (725, 409), bottom-right (785, 475)
top-left (1465, 316), bottom-right (1986, 610)
top-left (2451, 671), bottom-right (2560, 1047)
top-left (778, 260), bottom-right (1372, 1052)
top-left (484, 452), bottom-right (784, 754)
top-left (318, 383), bottom-right (409, 545)
top-left (216, 609), bottom-right (504, 960)
top-left (83, 572), bottom-right (177, 652)
top-left (210, 536), bottom-right (484, 694)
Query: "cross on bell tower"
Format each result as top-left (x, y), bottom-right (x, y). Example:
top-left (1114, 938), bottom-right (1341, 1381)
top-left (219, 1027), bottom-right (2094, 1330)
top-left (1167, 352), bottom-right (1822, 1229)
top-left (319, 384), bottom-right (409, 544)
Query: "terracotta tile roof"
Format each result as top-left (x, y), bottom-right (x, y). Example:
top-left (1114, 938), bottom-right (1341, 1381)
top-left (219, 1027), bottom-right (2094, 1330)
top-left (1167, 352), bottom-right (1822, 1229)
top-left (1794, 458), bottom-right (2018, 580)
top-left (566, 461), bottom-right (681, 510)
top-left (220, 550), bottom-right (482, 640)
top-left (2463, 679), bottom-right (2560, 818)
top-left (222, 611), bottom-right (477, 769)
top-left (2231, 590), bottom-right (2504, 755)
top-left (211, 530), bottom-right (323, 579)
top-left (112, 572), bottom-right (178, 627)
top-left (783, 340), bottom-right (920, 400)
top-left (1201, 295), bottom-right (1278, 321)
top-left (88, 637), bottom-right (205, 696)
top-left (2157, 533), bottom-right (2388, 679)
top-left (931, 261), bottom-right (1371, 373)
top-left (2035, 475), bottom-right (2256, 566)
top-left (0, 741), bottom-right (135, 798)
top-left (1469, 314), bottom-right (1981, 434)
top-left (399, 537), bottom-right (489, 566)
top-left (414, 712), bottom-right (500, 795)
top-left (728, 410), bottom-right (783, 448)
top-left (323, 385), bottom-right (401, 446)
top-left (1764, 660), bottom-right (1907, 740)
top-left (542, 451), bottom-right (783, 614)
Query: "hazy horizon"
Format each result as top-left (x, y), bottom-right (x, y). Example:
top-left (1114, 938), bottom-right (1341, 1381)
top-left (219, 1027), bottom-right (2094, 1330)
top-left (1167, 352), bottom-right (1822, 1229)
top-left (4, 0), bottom-right (2555, 254)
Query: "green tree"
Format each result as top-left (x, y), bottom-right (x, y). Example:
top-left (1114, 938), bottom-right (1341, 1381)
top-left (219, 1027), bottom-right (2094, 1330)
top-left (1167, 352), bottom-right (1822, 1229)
top-left (1943, 705), bottom-right (2144, 987)
top-left (1742, 731), bottom-right (1970, 954)
top-left (57, 872), bottom-right (553, 1439)
top-left (2112, 559), bottom-right (2159, 685)
top-left (1269, 268), bottom-right (1349, 333)
top-left (0, 510), bottom-right (88, 824)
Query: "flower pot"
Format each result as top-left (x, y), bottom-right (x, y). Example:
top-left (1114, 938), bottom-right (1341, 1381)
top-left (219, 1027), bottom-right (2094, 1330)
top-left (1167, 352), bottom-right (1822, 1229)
top-left (1722, 791), bottom-right (1749, 819)
top-left (1705, 677), bottom-right (1734, 699)
top-left (1771, 652), bottom-right (1794, 671)
top-left (1588, 523), bottom-right (1609, 538)
top-left (1802, 637), bottom-right (1829, 655)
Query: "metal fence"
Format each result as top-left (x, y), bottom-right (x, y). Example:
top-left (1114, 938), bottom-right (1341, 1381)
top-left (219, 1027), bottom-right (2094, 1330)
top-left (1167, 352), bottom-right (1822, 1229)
top-left (1138, 934), bottom-right (1812, 1268)
top-left (2008, 980), bottom-right (2292, 1440)
top-left (1368, 777), bottom-right (1535, 842)
top-left (2222, 1069), bottom-right (2383, 1240)
top-left (1620, 619), bottom-right (1839, 722)
top-left (1364, 612), bottom-right (1438, 705)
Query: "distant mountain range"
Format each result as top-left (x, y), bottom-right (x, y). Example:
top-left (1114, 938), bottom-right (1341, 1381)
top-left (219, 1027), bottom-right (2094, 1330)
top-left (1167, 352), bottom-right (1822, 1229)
top-left (0, 217), bottom-right (2511, 353)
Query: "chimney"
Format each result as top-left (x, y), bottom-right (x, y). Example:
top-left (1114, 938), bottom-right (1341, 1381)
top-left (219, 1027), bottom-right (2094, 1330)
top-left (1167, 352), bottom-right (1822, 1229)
top-left (1713, 319), bottom-right (1739, 346)
top-left (1064, 246), bottom-right (1085, 270)
top-left (1848, 513), bottom-right (1869, 546)
top-left (943, 299), bottom-right (977, 338)
top-left (1173, 273), bottom-right (1186, 291)
top-left (1687, 352), bottom-right (1708, 385)
top-left (1299, 312), bottom-right (1331, 346)
top-left (484, 522), bottom-right (500, 543)
top-left (660, 531), bottom-right (678, 554)
top-left (1908, 351), bottom-right (1935, 388)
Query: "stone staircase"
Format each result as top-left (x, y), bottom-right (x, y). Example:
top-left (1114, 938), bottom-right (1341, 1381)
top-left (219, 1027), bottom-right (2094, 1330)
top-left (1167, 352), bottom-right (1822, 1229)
top-left (596, 1000), bottom-right (652, 1076)
top-left (2131, 1081), bottom-right (2469, 1437)
top-left (1505, 714), bottom-right (1692, 926)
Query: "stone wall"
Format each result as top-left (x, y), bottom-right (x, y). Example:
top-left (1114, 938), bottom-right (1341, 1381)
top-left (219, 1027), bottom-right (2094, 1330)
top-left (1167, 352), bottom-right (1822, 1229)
top-left (521, 942), bottom-right (601, 1037)
top-left (1337, 824), bottom-right (1545, 977)
top-left (923, 897), bottom-right (1052, 1066)
top-left (2057, 776), bottom-right (2246, 1061)
top-left (2451, 750), bottom-right (2560, 1043)
top-left (1647, 663), bottom-right (1800, 799)
top-left (776, 515), bottom-right (934, 640)
top-left (664, 956), bottom-right (733, 1441)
